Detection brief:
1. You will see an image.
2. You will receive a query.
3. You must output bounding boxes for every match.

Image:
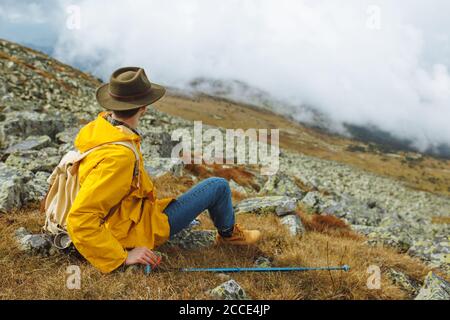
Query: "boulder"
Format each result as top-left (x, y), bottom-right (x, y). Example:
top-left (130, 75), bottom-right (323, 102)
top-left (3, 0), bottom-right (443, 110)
top-left (415, 272), bottom-right (450, 300)
top-left (408, 236), bottom-right (450, 272)
top-left (4, 135), bottom-right (51, 154)
top-left (299, 191), bottom-right (322, 213)
top-left (145, 157), bottom-right (184, 178)
top-left (386, 268), bottom-right (420, 296)
top-left (15, 227), bottom-right (54, 256)
top-left (2, 111), bottom-right (64, 139)
top-left (280, 214), bottom-right (305, 236)
top-left (234, 196), bottom-right (297, 216)
top-left (5, 150), bottom-right (60, 173)
top-left (55, 127), bottom-right (81, 144)
top-left (0, 163), bottom-right (26, 213)
top-left (23, 171), bottom-right (51, 204)
top-left (209, 279), bottom-right (249, 300)
top-left (163, 228), bottom-right (216, 250)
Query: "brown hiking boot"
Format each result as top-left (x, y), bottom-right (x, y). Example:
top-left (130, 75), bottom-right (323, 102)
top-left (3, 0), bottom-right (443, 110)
top-left (216, 224), bottom-right (261, 246)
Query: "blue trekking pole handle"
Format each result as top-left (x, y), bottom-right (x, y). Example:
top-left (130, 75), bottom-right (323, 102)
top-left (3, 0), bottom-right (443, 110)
top-left (180, 265), bottom-right (350, 273)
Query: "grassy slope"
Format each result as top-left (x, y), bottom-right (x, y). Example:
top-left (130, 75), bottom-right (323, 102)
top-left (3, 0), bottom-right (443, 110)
top-left (1, 38), bottom-right (448, 299)
top-left (0, 172), bottom-right (441, 300)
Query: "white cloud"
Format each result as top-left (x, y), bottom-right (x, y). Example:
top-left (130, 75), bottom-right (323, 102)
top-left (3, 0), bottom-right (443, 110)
top-left (4, 0), bottom-right (450, 151)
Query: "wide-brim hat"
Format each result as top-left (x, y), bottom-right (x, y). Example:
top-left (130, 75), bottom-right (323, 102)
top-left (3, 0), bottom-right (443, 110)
top-left (96, 67), bottom-right (166, 111)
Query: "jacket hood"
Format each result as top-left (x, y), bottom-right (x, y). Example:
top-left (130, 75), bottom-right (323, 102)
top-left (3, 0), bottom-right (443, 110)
top-left (75, 111), bottom-right (141, 152)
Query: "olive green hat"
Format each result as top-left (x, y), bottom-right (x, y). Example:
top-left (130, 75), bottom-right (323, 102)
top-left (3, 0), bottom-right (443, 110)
top-left (96, 66), bottom-right (166, 111)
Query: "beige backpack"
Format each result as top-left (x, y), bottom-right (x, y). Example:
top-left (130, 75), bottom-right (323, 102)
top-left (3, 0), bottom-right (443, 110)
top-left (41, 138), bottom-right (140, 249)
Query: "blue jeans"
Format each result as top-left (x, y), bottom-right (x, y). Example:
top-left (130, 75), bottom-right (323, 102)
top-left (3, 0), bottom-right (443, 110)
top-left (163, 177), bottom-right (235, 238)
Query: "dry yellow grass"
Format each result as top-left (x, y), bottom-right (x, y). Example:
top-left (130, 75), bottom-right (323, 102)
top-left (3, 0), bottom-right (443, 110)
top-left (0, 174), bottom-right (441, 300)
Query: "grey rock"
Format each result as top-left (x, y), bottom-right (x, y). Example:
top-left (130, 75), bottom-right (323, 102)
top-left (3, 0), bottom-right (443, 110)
top-left (0, 163), bottom-right (26, 213)
top-left (415, 272), bottom-right (450, 300)
top-left (408, 236), bottom-right (450, 272)
top-left (163, 228), bottom-right (216, 250)
top-left (4, 135), bottom-right (51, 154)
top-left (254, 256), bottom-right (272, 268)
top-left (280, 214), bottom-right (305, 236)
top-left (15, 229), bottom-right (53, 256)
top-left (145, 157), bottom-right (184, 178)
top-left (15, 226), bottom-right (31, 239)
top-left (299, 191), bottom-right (322, 212)
top-left (2, 111), bottom-right (64, 139)
top-left (387, 268), bottom-right (421, 296)
top-left (209, 280), bottom-right (249, 300)
top-left (23, 171), bottom-right (51, 204)
top-left (5, 150), bottom-right (60, 173)
top-left (55, 127), bottom-right (80, 144)
top-left (234, 196), bottom-right (297, 216)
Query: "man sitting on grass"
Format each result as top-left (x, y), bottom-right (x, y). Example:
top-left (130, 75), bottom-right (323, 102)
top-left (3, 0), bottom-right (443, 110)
top-left (67, 67), bottom-right (261, 273)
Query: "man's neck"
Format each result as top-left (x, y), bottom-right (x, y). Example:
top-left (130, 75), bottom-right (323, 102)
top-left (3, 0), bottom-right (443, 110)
top-left (111, 113), bottom-right (138, 129)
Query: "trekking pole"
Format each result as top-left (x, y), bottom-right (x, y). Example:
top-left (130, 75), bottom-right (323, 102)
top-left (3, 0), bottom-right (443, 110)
top-left (144, 265), bottom-right (350, 274)
top-left (179, 265), bottom-right (350, 273)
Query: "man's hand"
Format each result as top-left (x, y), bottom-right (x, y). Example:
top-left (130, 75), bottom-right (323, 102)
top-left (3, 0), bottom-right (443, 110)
top-left (125, 247), bottom-right (161, 269)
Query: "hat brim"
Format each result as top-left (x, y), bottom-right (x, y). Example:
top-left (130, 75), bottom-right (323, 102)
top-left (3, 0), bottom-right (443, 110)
top-left (96, 82), bottom-right (166, 111)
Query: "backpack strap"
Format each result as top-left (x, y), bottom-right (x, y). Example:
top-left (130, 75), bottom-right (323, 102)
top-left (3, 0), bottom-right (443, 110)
top-left (69, 140), bottom-right (140, 184)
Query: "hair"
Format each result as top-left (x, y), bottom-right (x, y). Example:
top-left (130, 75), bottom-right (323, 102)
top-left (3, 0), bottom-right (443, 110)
top-left (112, 107), bottom-right (143, 119)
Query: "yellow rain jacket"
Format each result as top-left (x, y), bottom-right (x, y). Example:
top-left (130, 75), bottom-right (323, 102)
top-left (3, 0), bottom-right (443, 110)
top-left (67, 111), bottom-right (173, 273)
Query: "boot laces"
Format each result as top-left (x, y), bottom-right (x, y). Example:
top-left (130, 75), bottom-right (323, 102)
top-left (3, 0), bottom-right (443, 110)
top-left (233, 224), bottom-right (245, 238)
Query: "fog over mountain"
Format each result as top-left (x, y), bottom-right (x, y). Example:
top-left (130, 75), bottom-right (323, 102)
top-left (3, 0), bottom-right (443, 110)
top-left (1, 0), bottom-right (449, 155)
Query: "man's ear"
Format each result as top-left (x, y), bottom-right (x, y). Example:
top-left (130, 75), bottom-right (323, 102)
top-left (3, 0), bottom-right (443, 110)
top-left (140, 106), bottom-right (147, 115)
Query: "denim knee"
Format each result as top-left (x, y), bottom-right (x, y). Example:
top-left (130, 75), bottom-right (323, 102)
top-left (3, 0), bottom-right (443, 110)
top-left (208, 177), bottom-right (231, 195)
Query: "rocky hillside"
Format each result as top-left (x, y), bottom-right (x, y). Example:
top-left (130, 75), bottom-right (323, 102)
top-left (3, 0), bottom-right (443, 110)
top-left (0, 39), bottom-right (449, 299)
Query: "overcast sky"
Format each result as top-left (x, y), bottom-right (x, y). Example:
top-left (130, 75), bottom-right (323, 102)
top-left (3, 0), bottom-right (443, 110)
top-left (0, 0), bottom-right (449, 151)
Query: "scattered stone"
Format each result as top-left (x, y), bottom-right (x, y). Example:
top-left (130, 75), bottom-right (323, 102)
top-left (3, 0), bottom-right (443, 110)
top-left (163, 229), bottom-right (216, 250)
top-left (145, 157), bottom-right (184, 178)
top-left (209, 279), bottom-right (249, 300)
top-left (5, 150), bottom-right (60, 173)
top-left (366, 230), bottom-right (412, 253)
top-left (4, 135), bottom-right (51, 154)
top-left (15, 227), bottom-right (31, 239)
top-left (2, 111), bottom-right (64, 139)
top-left (280, 214), bottom-right (305, 236)
top-left (259, 173), bottom-right (305, 199)
top-left (299, 191), bottom-right (322, 213)
top-left (15, 228), bottom-right (53, 256)
top-left (23, 171), bottom-right (51, 204)
top-left (386, 268), bottom-right (421, 296)
top-left (408, 236), bottom-right (450, 272)
top-left (254, 256), bottom-right (272, 268)
top-left (0, 163), bottom-right (26, 213)
top-left (234, 196), bottom-right (297, 216)
top-left (414, 272), bottom-right (450, 300)
top-left (55, 127), bottom-right (80, 144)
